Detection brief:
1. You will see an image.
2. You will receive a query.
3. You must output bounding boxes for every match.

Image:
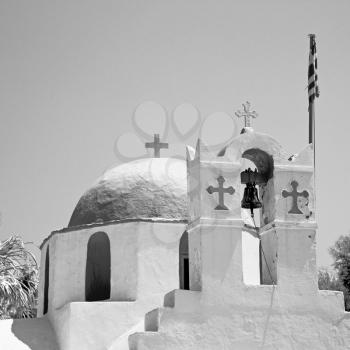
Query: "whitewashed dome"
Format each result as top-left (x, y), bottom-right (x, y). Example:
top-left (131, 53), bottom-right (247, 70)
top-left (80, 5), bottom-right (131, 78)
top-left (68, 158), bottom-right (188, 227)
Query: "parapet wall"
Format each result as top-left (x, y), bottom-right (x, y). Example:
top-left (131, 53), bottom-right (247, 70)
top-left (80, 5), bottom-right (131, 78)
top-left (129, 225), bottom-right (350, 350)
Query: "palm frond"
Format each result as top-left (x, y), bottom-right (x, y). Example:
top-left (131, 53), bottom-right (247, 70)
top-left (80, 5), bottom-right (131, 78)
top-left (0, 235), bottom-right (38, 319)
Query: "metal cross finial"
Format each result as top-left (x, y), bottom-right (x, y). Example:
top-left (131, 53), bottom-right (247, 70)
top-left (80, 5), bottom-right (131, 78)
top-left (235, 101), bottom-right (258, 128)
top-left (145, 134), bottom-right (168, 158)
top-left (207, 175), bottom-right (235, 210)
top-left (282, 180), bottom-right (309, 214)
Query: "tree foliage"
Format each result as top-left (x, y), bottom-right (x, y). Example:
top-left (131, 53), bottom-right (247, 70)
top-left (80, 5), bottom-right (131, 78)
top-left (318, 267), bottom-right (350, 310)
top-left (0, 236), bottom-right (38, 319)
top-left (329, 235), bottom-right (350, 291)
top-left (318, 268), bottom-right (342, 290)
top-left (318, 234), bottom-right (350, 311)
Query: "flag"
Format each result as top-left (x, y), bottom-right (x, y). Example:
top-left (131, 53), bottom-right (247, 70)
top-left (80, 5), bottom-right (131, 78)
top-left (308, 35), bottom-right (320, 104)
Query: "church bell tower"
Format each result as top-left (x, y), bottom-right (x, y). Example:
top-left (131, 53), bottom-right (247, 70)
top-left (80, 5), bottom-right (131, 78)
top-left (186, 101), bottom-right (316, 294)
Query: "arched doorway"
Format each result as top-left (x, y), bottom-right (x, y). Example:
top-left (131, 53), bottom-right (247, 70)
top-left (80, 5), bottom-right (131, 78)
top-left (85, 232), bottom-right (111, 301)
top-left (43, 246), bottom-right (49, 314)
top-left (179, 231), bottom-right (189, 290)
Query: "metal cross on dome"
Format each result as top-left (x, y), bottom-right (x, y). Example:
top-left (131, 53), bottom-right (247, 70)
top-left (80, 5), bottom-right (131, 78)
top-left (282, 180), bottom-right (309, 214)
top-left (145, 134), bottom-right (168, 158)
top-left (235, 101), bottom-right (258, 128)
top-left (207, 175), bottom-right (235, 210)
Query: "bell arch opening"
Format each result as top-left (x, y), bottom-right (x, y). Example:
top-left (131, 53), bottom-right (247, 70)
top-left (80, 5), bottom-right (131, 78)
top-left (85, 231), bottom-right (111, 302)
top-left (240, 159), bottom-right (260, 285)
top-left (240, 149), bottom-right (275, 285)
top-left (179, 231), bottom-right (189, 290)
top-left (242, 148), bottom-right (275, 227)
top-left (242, 148), bottom-right (274, 182)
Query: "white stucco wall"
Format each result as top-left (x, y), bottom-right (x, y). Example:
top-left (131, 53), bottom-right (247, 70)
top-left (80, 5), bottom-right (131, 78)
top-left (129, 133), bottom-right (350, 349)
top-left (130, 288), bottom-right (350, 350)
top-left (129, 225), bottom-right (350, 350)
top-left (53, 301), bottom-right (155, 350)
top-left (0, 317), bottom-right (58, 350)
top-left (38, 221), bottom-right (186, 313)
top-left (242, 230), bottom-right (260, 285)
top-left (37, 220), bottom-right (186, 350)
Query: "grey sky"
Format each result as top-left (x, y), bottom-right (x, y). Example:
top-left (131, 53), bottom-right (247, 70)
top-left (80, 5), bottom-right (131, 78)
top-left (0, 0), bottom-right (349, 266)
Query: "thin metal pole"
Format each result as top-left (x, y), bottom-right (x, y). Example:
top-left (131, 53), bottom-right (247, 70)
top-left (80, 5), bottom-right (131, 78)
top-left (308, 34), bottom-right (316, 166)
top-left (309, 100), bottom-right (315, 163)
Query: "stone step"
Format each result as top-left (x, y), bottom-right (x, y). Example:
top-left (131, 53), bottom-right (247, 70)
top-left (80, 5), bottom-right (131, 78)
top-left (144, 308), bottom-right (164, 332)
top-left (107, 320), bottom-right (144, 350)
top-left (129, 290), bottom-right (201, 349)
top-left (163, 289), bottom-right (200, 311)
top-left (128, 332), bottom-right (159, 350)
top-left (163, 290), bottom-right (176, 307)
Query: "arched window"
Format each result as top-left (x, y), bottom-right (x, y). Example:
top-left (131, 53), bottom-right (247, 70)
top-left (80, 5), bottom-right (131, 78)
top-left (85, 232), bottom-right (111, 301)
top-left (43, 246), bottom-right (49, 315)
top-left (179, 231), bottom-right (189, 290)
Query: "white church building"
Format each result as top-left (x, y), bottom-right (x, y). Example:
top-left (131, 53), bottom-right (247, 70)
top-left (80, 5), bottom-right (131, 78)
top-left (1, 117), bottom-right (350, 349)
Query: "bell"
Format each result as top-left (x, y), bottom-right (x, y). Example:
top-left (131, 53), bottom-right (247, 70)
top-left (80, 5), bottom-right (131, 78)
top-left (241, 182), bottom-right (262, 216)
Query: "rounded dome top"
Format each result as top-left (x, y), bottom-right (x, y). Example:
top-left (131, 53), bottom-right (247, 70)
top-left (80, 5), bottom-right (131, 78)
top-left (68, 158), bottom-right (188, 227)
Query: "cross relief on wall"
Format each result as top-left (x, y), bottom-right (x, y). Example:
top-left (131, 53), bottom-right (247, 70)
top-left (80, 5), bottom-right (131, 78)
top-left (282, 180), bottom-right (312, 218)
top-left (207, 175), bottom-right (235, 210)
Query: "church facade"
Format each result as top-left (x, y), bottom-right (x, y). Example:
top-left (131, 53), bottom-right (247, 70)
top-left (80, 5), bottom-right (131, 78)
top-left (37, 156), bottom-right (189, 349)
top-left (1, 121), bottom-right (350, 349)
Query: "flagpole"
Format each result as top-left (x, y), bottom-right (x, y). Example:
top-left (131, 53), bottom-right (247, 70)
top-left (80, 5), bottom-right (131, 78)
top-left (309, 87), bottom-right (315, 164)
top-left (308, 33), bottom-right (316, 166)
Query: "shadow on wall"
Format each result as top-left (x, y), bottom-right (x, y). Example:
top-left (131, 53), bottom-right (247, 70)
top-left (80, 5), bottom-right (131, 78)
top-left (11, 317), bottom-right (58, 350)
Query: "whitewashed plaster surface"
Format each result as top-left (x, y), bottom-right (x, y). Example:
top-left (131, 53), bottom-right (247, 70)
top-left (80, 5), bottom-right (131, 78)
top-left (129, 287), bottom-right (350, 350)
top-left (129, 132), bottom-right (350, 349)
top-left (0, 317), bottom-right (58, 350)
top-left (37, 220), bottom-right (186, 350)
